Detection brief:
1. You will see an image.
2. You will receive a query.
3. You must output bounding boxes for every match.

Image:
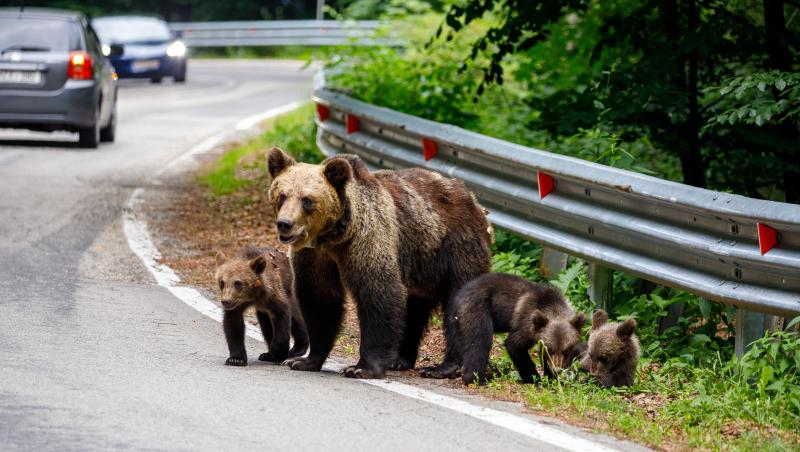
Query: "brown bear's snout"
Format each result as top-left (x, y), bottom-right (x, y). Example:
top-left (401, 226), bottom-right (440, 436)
top-left (276, 218), bottom-right (294, 234)
top-left (221, 300), bottom-right (233, 309)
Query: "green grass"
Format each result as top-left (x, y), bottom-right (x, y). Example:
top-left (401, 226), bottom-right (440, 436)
top-left (198, 104), bottom-right (800, 451)
top-left (190, 46), bottom-right (318, 60)
top-left (197, 103), bottom-right (323, 197)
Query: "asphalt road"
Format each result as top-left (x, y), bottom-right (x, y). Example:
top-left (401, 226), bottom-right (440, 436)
top-left (0, 60), bottom-right (642, 452)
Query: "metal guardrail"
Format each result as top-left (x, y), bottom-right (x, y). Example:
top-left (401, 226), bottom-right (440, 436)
top-left (169, 20), bottom-right (382, 47)
top-left (312, 87), bottom-right (800, 351)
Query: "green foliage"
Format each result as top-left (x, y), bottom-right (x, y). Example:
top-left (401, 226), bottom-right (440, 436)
top-left (198, 103), bottom-right (321, 196)
top-left (707, 71), bottom-right (800, 127)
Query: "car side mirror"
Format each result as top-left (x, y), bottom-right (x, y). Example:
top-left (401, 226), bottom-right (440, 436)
top-left (109, 44), bottom-right (124, 57)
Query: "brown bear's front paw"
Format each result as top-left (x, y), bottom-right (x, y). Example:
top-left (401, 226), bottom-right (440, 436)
top-left (225, 356), bottom-right (247, 366)
top-left (285, 357), bottom-right (322, 372)
top-left (419, 362), bottom-right (460, 379)
top-left (258, 352), bottom-right (282, 363)
top-left (343, 365), bottom-right (385, 379)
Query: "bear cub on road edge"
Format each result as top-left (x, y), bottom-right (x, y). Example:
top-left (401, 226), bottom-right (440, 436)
top-left (580, 310), bottom-right (640, 387)
top-left (451, 273), bottom-right (585, 385)
top-left (214, 246), bottom-right (309, 366)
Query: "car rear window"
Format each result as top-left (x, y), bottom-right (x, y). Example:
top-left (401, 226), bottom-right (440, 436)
top-left (93, 17), bottom-right (172, 44)
top-left (0, 17), bottom-right (80, 53)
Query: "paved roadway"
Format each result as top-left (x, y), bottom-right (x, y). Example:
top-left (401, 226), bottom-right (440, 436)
top-left (0, 60), bottom-right (640, 451)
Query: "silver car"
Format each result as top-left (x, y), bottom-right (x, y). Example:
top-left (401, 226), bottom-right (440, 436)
top-left (0, 7), bottom-right (118, 148)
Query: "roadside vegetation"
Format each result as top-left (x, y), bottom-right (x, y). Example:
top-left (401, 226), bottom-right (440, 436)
top-left (193, 104), bottom-right (799, 450)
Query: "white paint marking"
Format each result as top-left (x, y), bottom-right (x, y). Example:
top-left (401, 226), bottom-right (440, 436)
top-left (121, 101), bottom-right (622, 452)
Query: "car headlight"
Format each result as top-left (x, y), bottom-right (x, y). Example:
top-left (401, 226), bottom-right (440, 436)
top-left (102, 44), bottom-right (111, 56)
top-left (166, 40), bottom-right (186, 58)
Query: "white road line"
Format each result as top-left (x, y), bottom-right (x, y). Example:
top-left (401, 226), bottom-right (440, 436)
top-left (121, 101), bottom-right (621, 452)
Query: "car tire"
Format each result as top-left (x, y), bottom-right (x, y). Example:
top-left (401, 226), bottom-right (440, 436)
top-left (100, 104), bottom-right (116, 143)
top-left (151, 77), bottom-right (162, 83)
top-left (78, 121), bottom-right (99, 149)
top-left (174, 62), bottom-right (186, 83)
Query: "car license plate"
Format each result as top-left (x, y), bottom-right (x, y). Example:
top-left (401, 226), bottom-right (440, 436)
top-left (131, 60), bottom-right (160, 72)
top-left (0, 70), bottom-right (41, 84)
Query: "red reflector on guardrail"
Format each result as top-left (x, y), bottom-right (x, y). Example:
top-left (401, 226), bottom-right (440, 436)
top-left (538, 172), bottom-right (555, 199)
top-left (757, 222), bottom-right (778, 255)
top-left (422, 138), bottom-right (437, 161)
top-left (317, 104), bottom-right (330, 121)
top-left (347, 114), bottom-right (359, 134)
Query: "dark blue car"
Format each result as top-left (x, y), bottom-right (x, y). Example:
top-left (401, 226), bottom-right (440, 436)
top-left (92, 16), bottom-right (186, 83)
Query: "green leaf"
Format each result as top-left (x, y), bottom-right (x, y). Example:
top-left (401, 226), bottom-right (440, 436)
top-left (786, 316), bottom-right (800, 330)
top-left (757, 81), bottom-right (766, 91)
top-left (699, 299), bottom-right (712, 319)
top-left (593, 100), bottom-right (605, 110)
top-left (776, 79), bottom-right (787, 91)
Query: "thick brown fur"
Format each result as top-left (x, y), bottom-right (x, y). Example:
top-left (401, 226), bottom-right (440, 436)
top-left (214, 246), bottom-right (309, 366)
top-left (267, 148), bottom-right (493, 379)
top-left (450, 273), bottom-right (586, 384)
top-left (580, 310), bottom-right (640, 387)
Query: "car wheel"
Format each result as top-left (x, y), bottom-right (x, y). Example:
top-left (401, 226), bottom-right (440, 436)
top-left (174, 63), bottom-right (186, 83)
top-left (100, 104), bottom-right (116, 143)
top-left (78, 120), bottom-right (99, 149)
top-left (151, 77), bottom-right (163, 83)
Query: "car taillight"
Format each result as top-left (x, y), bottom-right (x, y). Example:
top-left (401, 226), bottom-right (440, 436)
top-left (67, 51), bottom-right (93, 80)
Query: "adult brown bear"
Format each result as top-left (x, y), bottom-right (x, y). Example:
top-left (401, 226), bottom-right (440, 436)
top-left (267, 147), bottom-right (492, 378)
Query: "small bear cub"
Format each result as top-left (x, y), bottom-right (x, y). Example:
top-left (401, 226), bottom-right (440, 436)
top-left (580, 310), bottom-right (640, 387)
top-left (451, 273), bottom-right (586, 385)
top-left (214, 246), bottom-right (309, 366)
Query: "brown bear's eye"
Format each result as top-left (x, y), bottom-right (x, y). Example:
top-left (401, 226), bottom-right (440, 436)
top-left (301, 196), bottom-right (315, 212)
top-left (233, 281), bottom-right (243, 291)
top-left (278, 193), bottom-right (286, 208)
top-left (219, 280), bottom-right (224, 290)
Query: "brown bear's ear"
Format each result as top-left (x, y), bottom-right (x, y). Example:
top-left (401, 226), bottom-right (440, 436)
top-left (323, 157), bottom-right (352, 190)
top-left (591, 310), bottom-right (608, 331)
top-left (570, 312), bottom-right (586, 330)
top-left (215, 251), bottom-right (227, 267)
top-left (616, 319), bottom-right (637, 338)
top-left (250, 255), bottom-right (267, 275)
top-left (532, 310), bottom-right (549, 329)
top-left (268, 147), bottom-right (296, 179)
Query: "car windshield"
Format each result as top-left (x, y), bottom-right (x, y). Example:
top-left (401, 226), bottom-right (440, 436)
top-left (0, 17), bottom-right (78, 53)
top-left (93, 17), bottom-right (172, 44)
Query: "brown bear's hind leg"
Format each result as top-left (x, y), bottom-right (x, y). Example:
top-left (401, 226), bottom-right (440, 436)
top-left (389, 296), bottom-right (435, 371)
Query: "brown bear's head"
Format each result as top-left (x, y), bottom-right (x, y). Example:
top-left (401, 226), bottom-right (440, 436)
top-left (214, 252), bottom-right (267, 310)
top-left (267, 147), bottom-right (352, 249)
top-left (581, 310), bottom-right (639, 382)
top-left (531, 309), bottom-right (586, 372)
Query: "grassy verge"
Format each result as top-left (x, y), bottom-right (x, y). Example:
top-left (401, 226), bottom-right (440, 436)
top-left (194, 106), bottom-right (800, 451)
top-left (190, 46), bottom-right (318, 60)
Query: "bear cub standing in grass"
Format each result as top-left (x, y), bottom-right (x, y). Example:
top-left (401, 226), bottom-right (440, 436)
top-left (580, 310), bottom-right (640, 387)
top-left (214, 246), bottom-right (309, 366)
top-left (451, 273), bottom-right (586, 385)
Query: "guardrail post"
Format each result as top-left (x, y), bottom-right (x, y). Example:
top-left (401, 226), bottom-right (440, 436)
top-left (588, 263), bottom-right (613, 312)
top-left (539, 247), bottom-right (568, 278)
top-left (735, 309), bottom-right (778, 356)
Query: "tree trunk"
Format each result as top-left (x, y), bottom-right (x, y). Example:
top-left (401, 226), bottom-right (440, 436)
top-left (763, 0), bottom-right (799, 203)
top-left (684, 0), bottom-right (706, 188)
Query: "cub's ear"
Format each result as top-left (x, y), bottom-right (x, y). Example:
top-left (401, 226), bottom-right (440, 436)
top-left (532, 310), bottom-right (549, 329)
top-left (591, 310), bottom-right (608, 331)
top-left (250, 255), bottom-right (267, 275)
top-left (268, 147), bottom-right (296, 179)
top-left (570, 312), bottom-right (586, 330)
top-left (215, 251), bottom-right (227, 267)
top-left (323, 157), bottom-right (352, 190)
top-left (616, 319), bottom-right (637, 338)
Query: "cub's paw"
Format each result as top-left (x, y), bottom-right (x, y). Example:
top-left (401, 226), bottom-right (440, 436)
top-left (225, 356), bottom-right (247, 367)
top-left (343, 365), bottom-right (384, 379)
top-left (258, 352), bottom-right (282, 363)
top-left (388, 358), bottom-right (415, 371)
top-left (285, 357), bottom-right (322, 372)
top-left (419, 363), bottom-right (459, 379)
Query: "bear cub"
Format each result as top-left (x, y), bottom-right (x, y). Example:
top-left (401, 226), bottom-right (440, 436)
top-left (214, 246), bottom-right (309, 366)
top-left (580, 310), bottom-right (640, 387)
top-left (451, 273), bottom-right (586, 385)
